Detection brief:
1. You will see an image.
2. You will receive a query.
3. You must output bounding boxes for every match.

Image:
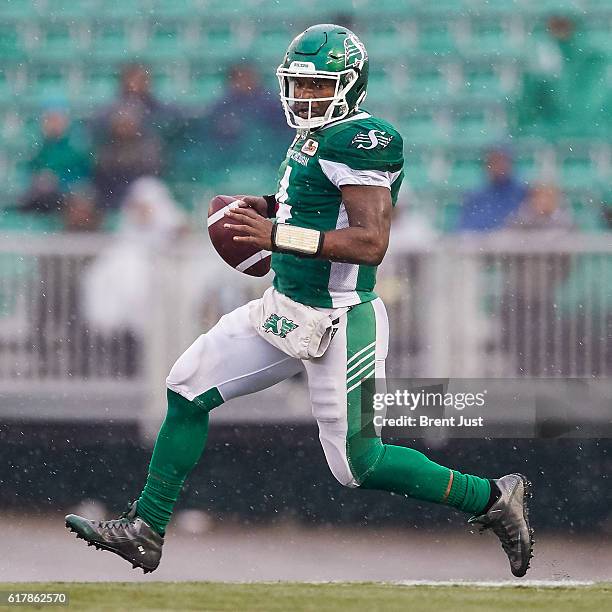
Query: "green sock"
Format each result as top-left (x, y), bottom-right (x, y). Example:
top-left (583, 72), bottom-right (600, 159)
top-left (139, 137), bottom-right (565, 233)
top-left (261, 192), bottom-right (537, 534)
top-left (360, 444), bottom-right (491, 515)
top-left (446, 468), bottom-right (492, 515)
top-left (136, 389), bottom-right (211, 535)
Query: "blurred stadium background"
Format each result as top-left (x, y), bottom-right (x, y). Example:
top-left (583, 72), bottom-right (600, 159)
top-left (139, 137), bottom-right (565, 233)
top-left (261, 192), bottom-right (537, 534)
top-left (1, 0), bottom-right (611, 585)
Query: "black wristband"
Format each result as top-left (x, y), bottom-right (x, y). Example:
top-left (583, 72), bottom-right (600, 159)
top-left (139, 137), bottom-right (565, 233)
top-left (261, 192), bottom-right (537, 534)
top-left (314, 230), bottom-right (325, 258)
top-left (263, 194), bottom-right (277, 218)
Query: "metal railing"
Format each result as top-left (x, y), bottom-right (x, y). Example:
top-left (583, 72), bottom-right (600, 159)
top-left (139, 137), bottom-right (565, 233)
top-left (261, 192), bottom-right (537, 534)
top-left (383, 231), bottom-right (612, 379)
top-left (0, 232), bottom-right (610, 421)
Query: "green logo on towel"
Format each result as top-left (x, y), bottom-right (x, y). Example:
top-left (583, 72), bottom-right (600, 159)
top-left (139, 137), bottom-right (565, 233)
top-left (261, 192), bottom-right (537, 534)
top-left (262, 313), bottom-right (299, 338)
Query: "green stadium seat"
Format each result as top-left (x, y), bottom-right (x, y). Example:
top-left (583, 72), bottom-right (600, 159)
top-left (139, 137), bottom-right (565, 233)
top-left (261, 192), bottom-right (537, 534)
top-left (585, 0), bottom-right (612, 15)
top-left (1, 153), bottom-right (30, 197)
top-left (439, 199), bottom-right (463, 232)
top-left (417, 0), bottom-right (472, 18)
top-left (37, 0), bottom-right (98, 20)
top-left (251, 1), bottom-right (303, 22)
top-left (569, 198), bottom-right (607, 231)
top-left (74, 68), bottom-right (117, 109)
top-left (523, 18), bottom-right (553, 46)
top-left (399, 110), bottom-right (447, 146)
top-left (142, 20), bottom-right (191, 61)
top-left (146, 0), bottom-right (198, 19)
top-left (6, 113), bottom-right (35, 150)
top-left (88, 20), bottom-right (137, 62)
top-left (170, 181), bottom-right (215, 211)
top-left (0, 112), bottom-right (24, 155)
top-left (403, 151), bottom-right (433, 190)
top-left (354, 0), bottom-right (421, 22)
top-left (91, 0), bottom-right (145, 20)
top-left (584, 0), bottom-right (612, 9)
top-left (446, 157), bottom-right (482, 191)
top-left (585, 22), bottom-right (612, 55)
top-left (0, 0), bottom-right (36, 21)
top-left (201, 0), bottom-right (261, 19)
top-left (0, 209), bottom-right (65, 233)
top-left (559, 157), bottom-right (601, 191)
top-left (250, 30), bottom-right (292, 64)
top-left (417, 19), bottom-right (459, 54)
top-left (463, 17), bottom-right (517, 56)
top-left (0, 73), bottom-right (15, 106)
top-left (362, 25), bottom-right (413, 59)
top-left (30, 20), bottom-right (84, 62)
top-left (514, 155), bottom-right (539, 182)
top-left (403, 65), bottom-right (450, 102)
top-left (416, 188), bottom-right (464, 232)
top-left (156, 74), bottom-right (189, 103)
top-left (22, 64), bottom-right (70, 107)
top-left (452, 109), bottom-right (506, 146)
top-left (362, 70), bottom-right (394, 108)
top-left (459, 65), bottom-right (506, 102)
top-left (307, 0), bottom-right (361, 19)
top-left (188, 70), bottom-right (226, 104)
top-left (0, 25), bottom-right (28, 61)
top-left (187, 23), bottom-right (246, 64)
top-left (205, 163), bottom-right (277, 196)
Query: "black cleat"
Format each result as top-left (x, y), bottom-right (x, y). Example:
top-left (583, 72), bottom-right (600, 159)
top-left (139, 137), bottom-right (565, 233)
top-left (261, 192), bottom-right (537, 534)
top-left (65, 501), bottom-right (163, 574)
top-left (468, 473), bottom-right (535, 577)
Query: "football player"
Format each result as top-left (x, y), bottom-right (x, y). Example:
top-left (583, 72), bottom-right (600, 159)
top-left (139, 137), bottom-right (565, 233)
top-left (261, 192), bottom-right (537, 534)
top-left (66, 24), bottom-right (534, 577)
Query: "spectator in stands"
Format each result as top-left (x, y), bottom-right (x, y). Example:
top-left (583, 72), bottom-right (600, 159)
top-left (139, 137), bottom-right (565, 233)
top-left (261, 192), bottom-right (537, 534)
top-left (199, 63), bottom-right (290, 173)
top-left (93, 105), bottom-right (163, 209)
top-left (92, 62), bottom-right (184, 143)
top-left (456, 146), bottom-right (528, 232)
top-left (510, 11), bottom-right (610, 141)
top-left (504, 183), bottom-right (573, 231)
top-left (81, 177), bottom-right (187, 375)
top-left (90, 62), bottom-right (188, 185)
top-left (21, 103), bottom-right (91, 214)
top-left (63, 186), bottom-right (102, 232)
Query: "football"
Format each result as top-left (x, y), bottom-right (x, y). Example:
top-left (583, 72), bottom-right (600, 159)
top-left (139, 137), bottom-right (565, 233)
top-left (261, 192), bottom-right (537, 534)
top-left (207, 195), bottom-right (271, 277)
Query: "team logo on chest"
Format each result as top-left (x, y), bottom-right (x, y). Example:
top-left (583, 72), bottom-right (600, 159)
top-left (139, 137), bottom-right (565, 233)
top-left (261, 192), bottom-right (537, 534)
top-left (301, 138), bottom-right (319, 156)
top-left (262, 313), bottom-right (299, 338)
top-left (350, 129), bottom-right (393, 150)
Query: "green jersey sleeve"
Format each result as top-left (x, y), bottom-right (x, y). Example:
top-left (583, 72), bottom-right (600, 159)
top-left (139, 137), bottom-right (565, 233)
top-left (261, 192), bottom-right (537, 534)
top-left (316, 115), bottom-right (404, 205)
top-left (318, 116), bottom-right (404, 173)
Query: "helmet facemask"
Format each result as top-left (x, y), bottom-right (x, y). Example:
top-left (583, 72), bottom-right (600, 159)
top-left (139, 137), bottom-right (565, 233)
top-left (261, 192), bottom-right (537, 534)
top-left (276, 64), bottom-right (361, 130)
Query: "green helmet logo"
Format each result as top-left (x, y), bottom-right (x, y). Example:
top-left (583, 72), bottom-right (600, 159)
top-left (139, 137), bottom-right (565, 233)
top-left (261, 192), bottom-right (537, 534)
top-left (277, 24), bottom-right (369, 130)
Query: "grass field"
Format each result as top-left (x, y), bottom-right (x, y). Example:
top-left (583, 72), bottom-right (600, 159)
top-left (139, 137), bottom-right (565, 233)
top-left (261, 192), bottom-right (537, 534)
top-left (1, 582), bottom-right (610, 611)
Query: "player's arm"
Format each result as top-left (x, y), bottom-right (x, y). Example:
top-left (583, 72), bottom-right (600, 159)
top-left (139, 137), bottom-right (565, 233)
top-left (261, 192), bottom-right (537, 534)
top-left (225, 185), bottom-right (391, 266)
top-left (317, 184), bottom-right (391, 266)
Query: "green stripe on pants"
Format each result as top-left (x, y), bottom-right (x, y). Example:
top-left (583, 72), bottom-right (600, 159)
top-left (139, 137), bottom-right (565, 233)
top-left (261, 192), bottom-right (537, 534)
top-left (344, 301), bottom-right (492, 515)
top-left (345, 301), bottom-right (385, 484)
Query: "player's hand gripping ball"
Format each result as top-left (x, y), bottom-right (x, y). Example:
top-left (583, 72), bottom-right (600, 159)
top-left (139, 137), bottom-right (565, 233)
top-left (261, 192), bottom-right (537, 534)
top-left (207, 195), bottom-right (272, 277)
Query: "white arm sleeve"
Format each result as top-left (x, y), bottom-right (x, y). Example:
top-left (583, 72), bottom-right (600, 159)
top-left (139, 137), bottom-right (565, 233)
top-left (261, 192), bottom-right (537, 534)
top-left (319, 158), bottom-right (401, 190)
